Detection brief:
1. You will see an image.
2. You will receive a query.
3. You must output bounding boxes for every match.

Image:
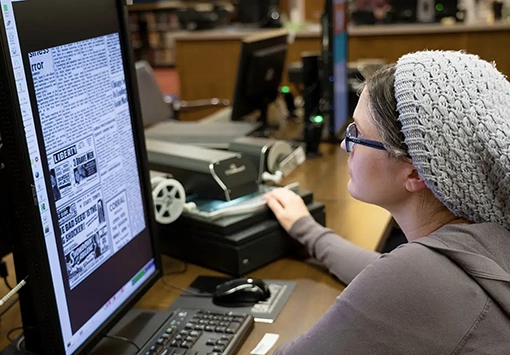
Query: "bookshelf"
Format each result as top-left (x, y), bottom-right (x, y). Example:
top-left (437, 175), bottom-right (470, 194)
top-left (128, 2), bottom-right (186, 67)
top-left (128, 1), bottom-right (234, 67)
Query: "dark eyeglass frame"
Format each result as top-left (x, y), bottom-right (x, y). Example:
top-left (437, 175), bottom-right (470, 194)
top-left (344, 122), bottom-right (387, 153)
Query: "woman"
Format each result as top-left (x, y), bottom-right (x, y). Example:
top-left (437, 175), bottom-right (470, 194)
top-left (264, 51), bottom-right (510, 354)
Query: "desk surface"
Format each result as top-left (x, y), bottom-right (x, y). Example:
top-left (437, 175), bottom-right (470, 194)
top-left (0, 144), bottom-right (392, 354)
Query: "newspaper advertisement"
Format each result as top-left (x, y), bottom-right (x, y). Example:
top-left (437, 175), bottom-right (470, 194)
top-left (106, 191), bottom-right (133, 253)
top-left (48, 136), bottom-right (99, 206)
top-left (59, 187), bottom-right (112, 289)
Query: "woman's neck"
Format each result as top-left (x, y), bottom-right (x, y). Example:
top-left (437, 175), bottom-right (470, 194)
top-left (390, 194), bottom-right (471, 242)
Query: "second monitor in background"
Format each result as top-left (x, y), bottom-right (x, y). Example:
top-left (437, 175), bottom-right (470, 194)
top-left (231, 30), bottom-right (288, 137)
top-left (238, 0), bottom-right (282, 28)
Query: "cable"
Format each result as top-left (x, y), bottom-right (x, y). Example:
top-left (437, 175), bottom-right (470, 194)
top-left (7, 326), bottom-right (23, 342)
top-left (0, 295), bottom-right (18, 318)
top-left (161, 276), bottom-right (213, 298)
top-left (3, 277), bottom-right (12, 291)
top-left (165, 260), bottom-right (188, 275)
top-left (104, 335), bottom-right (141, 352)
top-left (0, 277), bottom-right (27, 306)
top-left (0, 261), bottom-right (12, 290)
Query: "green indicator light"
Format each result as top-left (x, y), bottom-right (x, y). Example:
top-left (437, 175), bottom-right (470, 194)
top-left (132, 269), bottom-right (146, 285)
top-left (281, 86), bottom-right (290, 94)
top-left (436, 4), bottom-right (444, 11)
top-left (313, 115), bottom-right (323, 123)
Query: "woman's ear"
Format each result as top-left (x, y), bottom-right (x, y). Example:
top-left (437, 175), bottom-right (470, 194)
top-left (404, 168), bottom-right (427, 192)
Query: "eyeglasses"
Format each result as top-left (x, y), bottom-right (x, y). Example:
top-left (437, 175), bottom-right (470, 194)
top-left (344, 122), bottom-right (387, 153)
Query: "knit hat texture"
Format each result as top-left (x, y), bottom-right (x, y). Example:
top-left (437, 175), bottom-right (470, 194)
top-left (394, 50), bottom-right (510, 230)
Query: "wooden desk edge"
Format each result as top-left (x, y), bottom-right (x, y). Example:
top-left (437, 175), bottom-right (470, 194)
top-left (170, 21), bottom-right (510, 42)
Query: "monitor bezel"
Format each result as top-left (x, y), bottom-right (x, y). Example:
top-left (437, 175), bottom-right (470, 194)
top-left (0, 0), bottom-right (162, 354)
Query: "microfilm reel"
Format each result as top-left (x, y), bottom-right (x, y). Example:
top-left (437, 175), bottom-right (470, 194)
top-left (150, 175), bottom-right (168, 189)
top-left (151, 177), bottom-right (186, 224)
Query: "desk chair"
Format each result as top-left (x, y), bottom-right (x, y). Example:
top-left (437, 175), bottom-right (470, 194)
top-left (135, 60), bottom-right (230, 126)
top-left (375, 218), bottom-right (407, 253)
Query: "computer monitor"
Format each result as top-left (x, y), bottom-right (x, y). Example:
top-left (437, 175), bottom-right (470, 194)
top-left (230, 30), bottom-right (288, 136)
top-left (0, 0), bottom-right (161, 354)
top-left (238, 0), bottom-right (281, 28)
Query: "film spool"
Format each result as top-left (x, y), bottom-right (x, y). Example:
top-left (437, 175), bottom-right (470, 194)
top-left (151, 176), bottom-right (186, 224)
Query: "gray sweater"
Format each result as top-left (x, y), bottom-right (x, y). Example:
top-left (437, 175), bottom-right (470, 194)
top-left (273, 216), bottom-right (510, 354)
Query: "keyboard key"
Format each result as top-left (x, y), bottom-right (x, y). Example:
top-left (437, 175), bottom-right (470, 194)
top-left (189, 330), bottom-right (201, 337)
top-left (212, 345), bottom-right (225, 353)
top-left (206, 338), bottom-right (217, 346)
top-left (225, 322), bottom-right (241, 334)
top-left (181, 340), bottom-right (193, 349)
top-left (217, 339), bottom-right (229, 346)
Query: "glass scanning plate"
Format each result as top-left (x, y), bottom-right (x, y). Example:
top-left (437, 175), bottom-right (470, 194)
top-left (184, 183), bottom-right (299, 220)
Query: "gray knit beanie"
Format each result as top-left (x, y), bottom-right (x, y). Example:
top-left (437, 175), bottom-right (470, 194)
top-left (394, 50), bottom-right (510, 230)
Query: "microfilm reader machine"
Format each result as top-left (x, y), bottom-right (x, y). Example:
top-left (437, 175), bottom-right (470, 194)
top-left (144, 138), bottom-right (326, 276)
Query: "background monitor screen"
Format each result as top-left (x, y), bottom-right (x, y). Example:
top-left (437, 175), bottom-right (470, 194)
top-left (0, 0), bottom-right (160, 354)
top-left (333, 0), bottom-right (349, 137)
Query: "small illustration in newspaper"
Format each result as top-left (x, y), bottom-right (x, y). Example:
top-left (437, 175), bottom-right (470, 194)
top-left (64, 228), bottom-right (109, 289)
top-left (50, 168), bottom-right (61, 201)
top-left (59, 187), bottom-right (113, 290)
top-left (48, 136), bottom-right (99, 207)
top-left (73, 152), bottom-right (97, 186)
top-left (97, 199), bottom-right (106, 224)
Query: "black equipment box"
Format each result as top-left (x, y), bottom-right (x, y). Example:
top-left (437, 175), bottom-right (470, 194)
top-left (158, 189), bottom-right (325, 276)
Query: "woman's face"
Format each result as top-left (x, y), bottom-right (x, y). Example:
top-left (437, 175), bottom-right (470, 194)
top-left (341, 89), bottom-right (412, 211)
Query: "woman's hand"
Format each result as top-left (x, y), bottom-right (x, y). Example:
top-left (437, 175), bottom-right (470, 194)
top-left (263, 188), bottom-right (311, 232)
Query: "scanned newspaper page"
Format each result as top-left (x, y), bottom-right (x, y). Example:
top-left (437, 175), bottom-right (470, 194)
top-left (30, 34), bottom-right (146, 290)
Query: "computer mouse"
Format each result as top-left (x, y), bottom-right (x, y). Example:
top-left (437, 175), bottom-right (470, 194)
top-left (212, 277), bottom-right (271, 307)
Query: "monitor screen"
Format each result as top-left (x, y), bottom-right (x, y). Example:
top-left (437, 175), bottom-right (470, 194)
top-left (333, 0), bottom-right (349, 137)
top-left (0, 0), bottom-right (160, 354)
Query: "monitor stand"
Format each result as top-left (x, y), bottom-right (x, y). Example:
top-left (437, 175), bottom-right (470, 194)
top-left (248, 104), bottom-right (280, 138)
top-left (3, 307), bottom-right (175, 355)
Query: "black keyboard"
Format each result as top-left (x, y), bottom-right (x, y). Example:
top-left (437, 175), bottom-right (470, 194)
top-left (139, 308), bottom-right (254, 355)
